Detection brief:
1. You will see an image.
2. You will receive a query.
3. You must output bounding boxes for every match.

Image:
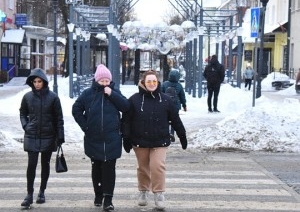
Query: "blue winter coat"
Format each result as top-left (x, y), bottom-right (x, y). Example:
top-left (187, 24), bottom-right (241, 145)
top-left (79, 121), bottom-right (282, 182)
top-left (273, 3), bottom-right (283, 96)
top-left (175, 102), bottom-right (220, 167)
top-left (161, 70), bottom-right (186, 111)
top-left (72, 80), bottom-right (130, 161)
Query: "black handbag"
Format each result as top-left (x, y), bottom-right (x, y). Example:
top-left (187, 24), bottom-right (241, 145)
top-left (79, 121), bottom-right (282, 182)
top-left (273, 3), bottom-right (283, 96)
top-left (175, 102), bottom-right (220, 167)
top-left (55, 146), bottom-right (68, 173)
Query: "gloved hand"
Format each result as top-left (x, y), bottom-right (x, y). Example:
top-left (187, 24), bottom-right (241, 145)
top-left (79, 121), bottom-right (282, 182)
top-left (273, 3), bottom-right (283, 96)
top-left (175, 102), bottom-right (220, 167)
top-left (179, 135), bottom-right (187, 150)
top-left (123, 137), bottom-right (132, 153)
top-left (183, 106), bottom-right (187, 112)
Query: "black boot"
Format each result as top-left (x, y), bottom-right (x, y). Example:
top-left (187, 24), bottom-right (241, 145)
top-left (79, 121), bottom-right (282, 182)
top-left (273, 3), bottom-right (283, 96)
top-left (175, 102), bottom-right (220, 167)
top-left (36, 190), bottom-right (45, 204)
top-left (213, 108), bottom-right (220, 113)
top-left (103, 195), bottom-right (114, 211)
top-left (94, 194), bottom-right (103, 207)
top-left (21, 194), bottom-right (33, 207)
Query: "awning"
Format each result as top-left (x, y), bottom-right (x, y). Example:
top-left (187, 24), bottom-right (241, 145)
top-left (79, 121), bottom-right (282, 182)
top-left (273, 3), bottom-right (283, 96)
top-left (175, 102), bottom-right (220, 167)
top-left (46, 37), bottom-right (67, 45)
top-left (1, 29), bottom-right (25, 44)
top-left (264, 21), bottom-right (288, 34)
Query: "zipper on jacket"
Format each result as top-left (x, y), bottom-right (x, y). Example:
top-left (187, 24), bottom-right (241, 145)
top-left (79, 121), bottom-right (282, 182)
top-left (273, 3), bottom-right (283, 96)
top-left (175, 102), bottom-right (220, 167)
top-left (102, 92), bottom-right (107, 161)
top-left (39, 93), bottom-right (43, 151)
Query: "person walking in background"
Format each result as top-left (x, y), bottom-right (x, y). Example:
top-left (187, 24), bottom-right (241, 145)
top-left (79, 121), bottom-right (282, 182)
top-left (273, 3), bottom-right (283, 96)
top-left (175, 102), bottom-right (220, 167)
top-left (244, 64), bottom-right (255, 91)
top-left (19, 68), bottom-right (65, 208)
top-left (295, 68), bottom-right (300, 93)
top-left (161, 69), bottom-right (187, 141)
top-left (127, 58), bottom-right (134, 80)
top-left (72, 64), bottom-right (129, 211)
top-left (203, 55), bottom-right (225, 113)
top-left (121, 70), bottom-right (187, 210)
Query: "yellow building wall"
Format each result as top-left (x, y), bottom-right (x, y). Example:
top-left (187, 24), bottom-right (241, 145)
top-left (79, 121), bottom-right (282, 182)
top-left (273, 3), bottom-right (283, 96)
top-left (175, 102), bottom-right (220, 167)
top-left (273, 33), bottom-right (287, 71)
top-left (243, 33), bottom-right (287, 73)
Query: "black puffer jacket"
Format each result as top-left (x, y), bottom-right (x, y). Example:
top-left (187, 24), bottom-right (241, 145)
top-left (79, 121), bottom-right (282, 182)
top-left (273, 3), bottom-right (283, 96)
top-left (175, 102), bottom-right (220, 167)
top-left (19, 68), bottom-right (64, 152)
top-left (72, 80), bottom-right (130, 161)
top-left (122, 81), bottom-right (186, 148)
top-left (203, 56), bottom-right (225, 87)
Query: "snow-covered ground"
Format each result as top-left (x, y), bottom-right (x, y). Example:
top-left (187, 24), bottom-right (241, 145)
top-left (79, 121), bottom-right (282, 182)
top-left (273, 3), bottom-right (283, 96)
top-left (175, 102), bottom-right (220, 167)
top-left (1, 72), bottom-right (300, 153)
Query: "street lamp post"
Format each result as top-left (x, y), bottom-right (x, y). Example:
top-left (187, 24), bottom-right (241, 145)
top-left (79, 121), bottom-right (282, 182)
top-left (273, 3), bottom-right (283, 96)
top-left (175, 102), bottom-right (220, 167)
top-left (53, 0), bottom-right (58, 94)
top-left (236, 0), bottom-right (246, 88)
top-left (67, 2), bottom-right (74, 98)
top-left (75, 27), bottom-right (81, 77)
top-left (256, 0), bottom-right (269, 98)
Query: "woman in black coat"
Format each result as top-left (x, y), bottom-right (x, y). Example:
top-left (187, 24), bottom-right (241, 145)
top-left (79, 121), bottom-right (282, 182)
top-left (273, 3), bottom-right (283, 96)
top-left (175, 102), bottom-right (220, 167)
top-left (19, 68), bottom-right (65, 208)
top-left (122, 70), bottom-right (187, 210)
top-left (72, 64), bottom-right (129, 211)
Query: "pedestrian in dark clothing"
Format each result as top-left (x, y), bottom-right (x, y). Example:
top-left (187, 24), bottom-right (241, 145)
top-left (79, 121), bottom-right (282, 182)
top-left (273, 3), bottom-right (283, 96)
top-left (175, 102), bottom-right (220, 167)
top-left (72, 64), bottom-right (130, 211)
top-left (19, 68), bottom-right (65, 208)
top-left (161, 69), bottom-right (187, 139)
top-left (121, 70), bottom-right (187, 210)
top-left (161, 69), bottom-right (187, 112)
top-left (127, 58), bottom-right (134, 80)
top-left (203, 55), bottom-right (225, 113)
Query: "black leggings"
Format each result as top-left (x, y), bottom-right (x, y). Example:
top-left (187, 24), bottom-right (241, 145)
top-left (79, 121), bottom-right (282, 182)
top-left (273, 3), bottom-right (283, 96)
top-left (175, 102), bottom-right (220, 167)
top-left (245, 79), bottom-right (252, 90)
top-left (26, 151), bottom-right (52, 194)
top-left (91, 159), bottom-right (116, 197)
top-left (207, 84), bottom-right (221, 110)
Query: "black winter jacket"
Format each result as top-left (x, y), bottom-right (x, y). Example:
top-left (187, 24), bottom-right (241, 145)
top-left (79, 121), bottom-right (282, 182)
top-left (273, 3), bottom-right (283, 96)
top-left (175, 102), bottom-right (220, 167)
top-left (122, 82), bottom-right (186, 148)
top-left (72, 80), bottom-right (130, 161)
top-left (19, 68), bottom-right (64, 152)
top-left (203, 57), bottom-right (225, 87)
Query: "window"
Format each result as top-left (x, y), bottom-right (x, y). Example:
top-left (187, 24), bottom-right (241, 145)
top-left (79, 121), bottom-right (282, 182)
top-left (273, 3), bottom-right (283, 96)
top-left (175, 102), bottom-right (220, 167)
top-left (1, 44), bottom-right (8, 57)
top-left (8, 0), bottom-right (14, 10)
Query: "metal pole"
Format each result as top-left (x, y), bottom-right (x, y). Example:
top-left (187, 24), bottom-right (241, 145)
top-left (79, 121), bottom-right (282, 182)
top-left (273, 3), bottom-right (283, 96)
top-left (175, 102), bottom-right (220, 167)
top-left (53, 0), bottom-right (58, 94)
top-left (215, 25), bottom-right (219, 55)
top-left (184, 42), bottom-right (189, 92)
top-left (236, 7), bottom-right (243, 88)
top-left (253, 38), bottom-right (258, 106)
top-left (228, 16), bottom-right (233, 86)
top-left (207, 26), bottom-right (211, 57)
top-left (198, 6), bottom-right (204, 98)
top-left (82, 38), bottom-right (86, 75)
top-left (68, 3), bottom-right (74, 98)
top-left (257, 1), bottom-right (268, 98)
top-left (221, 21), bottom-right (226, 65)
top-left (87, 37), bottom-right (91, 74)
top-left (193, 37), bottom-right (197, 97)
top-left (76, 34), bottom-right (80, 76)
top-left (108, 6), bottom-right (113, 73)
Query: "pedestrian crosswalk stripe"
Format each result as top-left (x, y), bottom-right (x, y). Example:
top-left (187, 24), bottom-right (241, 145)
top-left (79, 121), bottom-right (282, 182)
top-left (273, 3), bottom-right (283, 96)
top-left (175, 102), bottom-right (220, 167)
top-left (1, 169), bottom-right (267, 176)
top-left (0, 177), bottom-right (278, 184)
top-left (0, 187), bottom-right (292, 196)
top-left (1, 200), bottom-right (300, 210)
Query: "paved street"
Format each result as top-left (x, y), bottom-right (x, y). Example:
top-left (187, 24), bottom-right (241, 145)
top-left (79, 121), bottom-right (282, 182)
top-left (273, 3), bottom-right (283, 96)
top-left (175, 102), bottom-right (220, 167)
top-left (1, 146), bottom-right (300, 212)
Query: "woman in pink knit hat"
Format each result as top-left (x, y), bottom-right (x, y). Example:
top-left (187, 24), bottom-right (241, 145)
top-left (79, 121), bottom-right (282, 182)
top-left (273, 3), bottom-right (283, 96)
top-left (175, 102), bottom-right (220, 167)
top-left (72, 64), bottom-right (129, 211)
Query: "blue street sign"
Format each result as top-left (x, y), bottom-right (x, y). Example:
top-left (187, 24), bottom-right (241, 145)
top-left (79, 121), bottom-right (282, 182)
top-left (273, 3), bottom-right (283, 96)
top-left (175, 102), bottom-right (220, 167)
top-left (15, 13), bottom-right (27, 26)
top-left (250, 7), bottom-right (260, 38)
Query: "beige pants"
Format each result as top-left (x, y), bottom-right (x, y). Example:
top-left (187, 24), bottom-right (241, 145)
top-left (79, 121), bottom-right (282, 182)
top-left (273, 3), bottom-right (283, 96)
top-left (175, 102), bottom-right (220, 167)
top-left (133, 147), bottom-right (167, 193)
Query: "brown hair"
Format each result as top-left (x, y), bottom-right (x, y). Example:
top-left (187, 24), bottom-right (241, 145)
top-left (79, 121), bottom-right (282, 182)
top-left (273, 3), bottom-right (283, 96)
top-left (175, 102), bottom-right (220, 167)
top-left (141, 70), bottom-right (159, 84)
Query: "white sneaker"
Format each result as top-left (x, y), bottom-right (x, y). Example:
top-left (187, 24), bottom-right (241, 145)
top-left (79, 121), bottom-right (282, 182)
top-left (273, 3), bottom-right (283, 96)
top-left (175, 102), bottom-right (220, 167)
top-left (138, 191), bottom-right (149, 206)
top-left (154, 192), bottom-right (165, 209)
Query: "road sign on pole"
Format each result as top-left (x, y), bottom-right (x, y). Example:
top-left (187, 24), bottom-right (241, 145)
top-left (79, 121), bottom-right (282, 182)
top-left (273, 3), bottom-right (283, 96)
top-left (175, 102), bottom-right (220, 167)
top-left (250, 7), bottom-right (260, 38)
